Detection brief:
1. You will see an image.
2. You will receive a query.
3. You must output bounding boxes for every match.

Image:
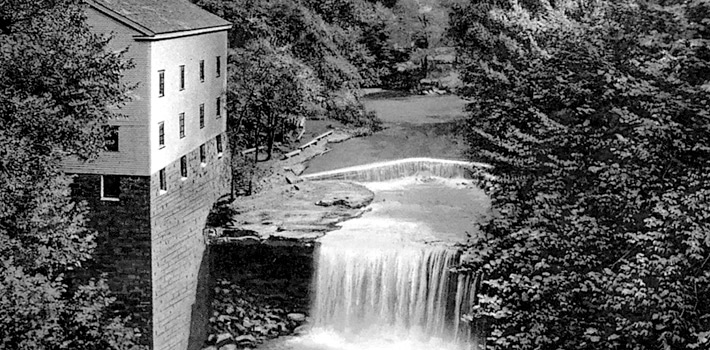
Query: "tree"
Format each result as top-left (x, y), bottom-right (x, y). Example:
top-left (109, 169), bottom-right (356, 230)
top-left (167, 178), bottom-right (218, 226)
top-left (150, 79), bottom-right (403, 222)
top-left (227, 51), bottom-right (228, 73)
top-left (0, 0), bottom-right (143, 348)
top-left (450, 0), bottom-right (710, 348)
top-left (228, 40), bottom-right (321, 162)
top-left (195, 0), bottom-right (385, 197)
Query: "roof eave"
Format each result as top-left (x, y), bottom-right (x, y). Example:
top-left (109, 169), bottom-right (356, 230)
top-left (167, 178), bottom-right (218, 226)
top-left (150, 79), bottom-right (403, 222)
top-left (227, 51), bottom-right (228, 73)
top-left (133, 24), bottom-right (232, 41)
top-left (87, 1), bottom-right (156, 37)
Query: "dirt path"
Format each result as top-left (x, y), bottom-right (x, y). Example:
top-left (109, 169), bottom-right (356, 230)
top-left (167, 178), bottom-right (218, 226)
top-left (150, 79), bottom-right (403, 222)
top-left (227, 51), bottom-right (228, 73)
top-left (303, 94), bottom-right (470, 174)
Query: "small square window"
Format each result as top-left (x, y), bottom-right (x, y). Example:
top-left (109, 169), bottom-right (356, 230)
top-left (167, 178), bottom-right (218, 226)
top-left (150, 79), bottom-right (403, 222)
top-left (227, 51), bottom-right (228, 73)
top-left (158, 70), bottom-right (165, 97)
top-left (180, 156), bottom-right (188, 179)
top-left (179, 113), bottom-right (185, 138)
top-left (216, 97), bottom-right (221, 118)
top-left (101, 175), bottom-right (120, 201)
top-left (159, 168), bottom-right (167, 193)
top-left (216, 56), bottom-right (221, 77)
top-left (158, 122), bottom-right (165, 148)
top-left (216, 135), bottom-right (223, 157)
top-left (103, 125), bottom-right (119, 152)
top-left (179, 65), bottom-right (185, 90)
top-left (199, 60), bottom-right (205, 82)
top-left (199, 104), bottom-right (205, 129)
top-left (200, 144), bottom-right (206, 165)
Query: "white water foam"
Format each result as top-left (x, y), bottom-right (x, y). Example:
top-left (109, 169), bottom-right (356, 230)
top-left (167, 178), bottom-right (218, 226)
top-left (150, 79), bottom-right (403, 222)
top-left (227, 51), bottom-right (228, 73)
top-left (300, 217), bottom-right (477, 350)
top-left (264, 170), bottom-right (487, 350)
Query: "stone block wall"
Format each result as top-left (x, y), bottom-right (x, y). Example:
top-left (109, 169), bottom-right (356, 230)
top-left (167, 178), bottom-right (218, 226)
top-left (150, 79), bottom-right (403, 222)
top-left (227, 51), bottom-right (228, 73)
top-left (150, 134), bottom-right (231, 350)
top-left (70, 174), bottom-right (153, 345)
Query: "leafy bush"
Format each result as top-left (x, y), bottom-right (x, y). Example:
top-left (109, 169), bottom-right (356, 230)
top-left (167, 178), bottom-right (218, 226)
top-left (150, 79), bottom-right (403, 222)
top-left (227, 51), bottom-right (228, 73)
top-left (450, 0), bottom-right (710, 349)
top-left (0, 1), bottom-right (145, 348)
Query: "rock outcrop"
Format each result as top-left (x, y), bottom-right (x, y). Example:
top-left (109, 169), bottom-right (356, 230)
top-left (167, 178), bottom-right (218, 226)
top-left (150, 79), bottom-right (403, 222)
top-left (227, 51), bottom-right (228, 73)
top-left (209, 181), bottom-right (374, 244)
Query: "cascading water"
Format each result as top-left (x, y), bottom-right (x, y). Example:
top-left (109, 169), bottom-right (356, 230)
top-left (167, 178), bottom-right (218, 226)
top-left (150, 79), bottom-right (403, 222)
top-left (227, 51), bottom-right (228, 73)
top-left (300, 157), bottom-right (492, 183)
top-left (273, 160), bottom-right (490, 350)
top-left (310, 242), bottom-right (476, 349)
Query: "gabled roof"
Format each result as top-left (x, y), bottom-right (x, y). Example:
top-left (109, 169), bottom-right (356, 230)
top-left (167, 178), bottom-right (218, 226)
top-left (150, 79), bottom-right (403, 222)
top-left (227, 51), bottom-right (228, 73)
top-left (89, 0), bottom-right (231, 37)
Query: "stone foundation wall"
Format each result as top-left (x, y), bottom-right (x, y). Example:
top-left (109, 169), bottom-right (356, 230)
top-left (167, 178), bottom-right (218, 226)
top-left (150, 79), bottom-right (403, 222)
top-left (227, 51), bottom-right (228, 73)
top-left (151, 134), bottom-right (231, 350)
top-left (70, 174), bottom-right (153, 345)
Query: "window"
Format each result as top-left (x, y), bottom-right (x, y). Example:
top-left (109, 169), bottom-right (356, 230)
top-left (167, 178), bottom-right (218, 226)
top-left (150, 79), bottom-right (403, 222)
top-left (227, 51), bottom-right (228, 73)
top-left (159, 168), bottom-right (167, 193)
top-left (101, 175), bottom-right (121, 201)
top-left (179, 65), bottom-right (185, 90)
top-left (103, 125), bottom-right (119, 152)
top-left (179, 113), bottom-right (185, 138)
top-left (199, 144), bottom-right (206, 165)
top-left (216, 135), bottom-right (223, 157)
top-left (180, 156), bottom-right (188, 179)
top-left (158, 122), bottom-right (165, 148)
top-left (199, 104), bottom-right (205, 129)
top-left (199, 60), bottom-right (205, 82)
top-left (158, 70), bottom-right (165, 97)
top-left (216, 97), bottom-right (221, 118)
top-left (216, 56), bottom-right (221, 77)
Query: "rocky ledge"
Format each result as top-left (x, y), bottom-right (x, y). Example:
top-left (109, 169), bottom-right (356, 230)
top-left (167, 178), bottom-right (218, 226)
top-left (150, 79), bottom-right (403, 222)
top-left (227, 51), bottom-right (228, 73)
top-left (208, 180), bottom-right (374, 244)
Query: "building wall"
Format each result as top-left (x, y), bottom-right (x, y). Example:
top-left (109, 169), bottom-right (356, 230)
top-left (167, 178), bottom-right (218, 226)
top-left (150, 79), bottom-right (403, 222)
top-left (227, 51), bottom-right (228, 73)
top-left (69, 174), bottom-right (153, 346)
top-left (149, 31), bottom-right (228, 174)
top-left (150, 134), bottom-right (230, 350)
top-left (68, 8), bottom-right (232, 350)
top-left (63, 7), bottom-right (152, 176)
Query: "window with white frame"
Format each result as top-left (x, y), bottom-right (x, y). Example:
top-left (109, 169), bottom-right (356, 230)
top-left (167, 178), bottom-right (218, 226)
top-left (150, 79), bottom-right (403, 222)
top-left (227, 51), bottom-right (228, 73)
top-left (159, 168), bottom-right (167, 193)
top-left (158, 70), bottom-right (165, 97)
top-left (179, 113), bottom-right (185, 138)
top-left (200, 144), bottom-right (206, 166)
top-left (180, 156), bottom-right (188, 179)
top-left (179, 65), bottom-right (185, 90)
top-left (103, 125), bottom-right (119, 152)
top-left (101, 175), bottom-right (120, 201)
top-left (158, 121), bottom-right (165, 148)
top-left (199, 104), bottom-right (205, 129)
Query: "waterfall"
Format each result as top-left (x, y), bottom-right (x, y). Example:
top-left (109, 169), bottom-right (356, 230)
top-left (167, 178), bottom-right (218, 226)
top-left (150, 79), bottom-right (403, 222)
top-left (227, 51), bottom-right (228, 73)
top-left (279, 159), bottom-right (491, 350)
top-left (300, 157), bottom-right (492, 182)
top-left (309, 241), bottom-right (478, 350)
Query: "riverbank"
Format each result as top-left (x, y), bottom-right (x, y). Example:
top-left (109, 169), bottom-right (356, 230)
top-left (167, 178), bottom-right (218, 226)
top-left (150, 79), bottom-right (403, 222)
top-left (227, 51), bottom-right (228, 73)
top-left (201, 91), bottom-right (489, 350)
top-left (304, 93), bottom-right (469, 174)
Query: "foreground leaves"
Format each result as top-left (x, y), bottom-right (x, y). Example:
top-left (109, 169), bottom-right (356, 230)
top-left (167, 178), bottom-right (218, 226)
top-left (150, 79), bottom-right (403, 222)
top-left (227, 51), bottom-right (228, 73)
top-left (1, 0), bottom-right (143, 348)
top-left (451, 0), bottom-right (710, 349)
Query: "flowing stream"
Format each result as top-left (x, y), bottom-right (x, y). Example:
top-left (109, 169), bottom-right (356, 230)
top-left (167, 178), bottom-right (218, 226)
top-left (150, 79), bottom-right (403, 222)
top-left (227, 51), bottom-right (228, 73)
top-left (264, 160), bottom-right (489, 350)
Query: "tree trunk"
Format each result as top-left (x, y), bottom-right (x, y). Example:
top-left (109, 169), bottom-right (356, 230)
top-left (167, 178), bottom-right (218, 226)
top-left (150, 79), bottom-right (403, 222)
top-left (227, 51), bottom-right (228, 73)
top-left (265, 113), bottom-right (277, 161)
top-left (253, 115), bottom-right (260, 165)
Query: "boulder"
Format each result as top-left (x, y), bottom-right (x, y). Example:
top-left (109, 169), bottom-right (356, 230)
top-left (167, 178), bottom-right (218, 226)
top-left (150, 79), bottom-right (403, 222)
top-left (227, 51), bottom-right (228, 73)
top-left (235, 334), bottom-right (257, 347)
top-left (214, 333), bottom-right (235, 350)
top-left (290, 163), bottom-right (306, 176)
top-left (287, 313), bottom-right (306, 323)
top-left (315, 190), bottom-right (373, 209)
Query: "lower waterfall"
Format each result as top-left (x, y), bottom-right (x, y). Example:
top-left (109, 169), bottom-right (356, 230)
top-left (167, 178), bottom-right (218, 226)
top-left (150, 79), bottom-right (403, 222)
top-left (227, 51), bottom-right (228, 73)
top-left (302, 238), bottom-right (477, 350)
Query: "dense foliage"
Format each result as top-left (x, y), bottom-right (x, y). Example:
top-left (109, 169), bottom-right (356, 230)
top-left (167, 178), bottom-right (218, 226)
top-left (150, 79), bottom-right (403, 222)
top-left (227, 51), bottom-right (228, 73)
top-left (194, 0), bottom-right (395, 196)
top-left (452, 0), bottom-right (710, 349)
top-left (0, 0), bottom-right (143, 348)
